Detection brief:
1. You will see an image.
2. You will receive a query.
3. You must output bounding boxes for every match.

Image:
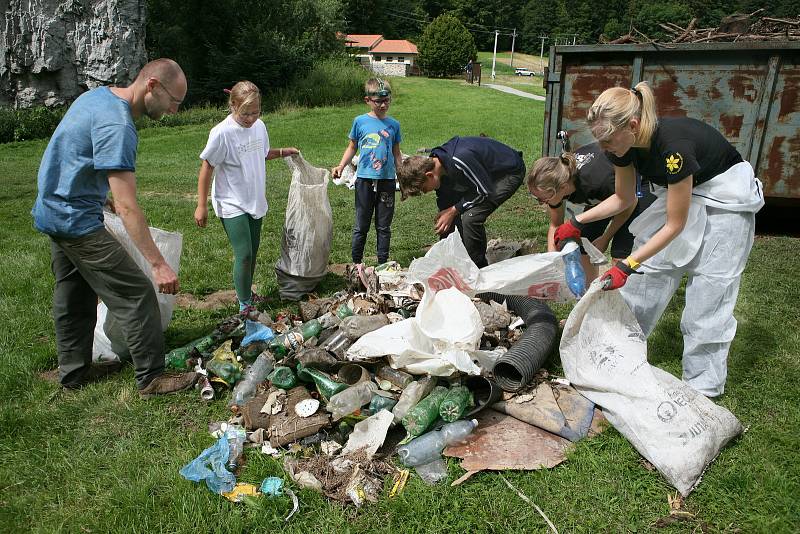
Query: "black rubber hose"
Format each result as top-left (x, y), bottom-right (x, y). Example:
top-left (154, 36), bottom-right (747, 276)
top-left (477, 292), bottom-right (558, 392)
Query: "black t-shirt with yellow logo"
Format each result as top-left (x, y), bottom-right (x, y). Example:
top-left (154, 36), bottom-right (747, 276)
top-left (605, 117), bottom-right (742, 187)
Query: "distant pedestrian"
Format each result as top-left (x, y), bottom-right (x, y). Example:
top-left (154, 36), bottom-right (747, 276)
top-left (195, 80), bottom-right (298, 311)
top-left (332, 78), bottom-right (402, 268)
top-left (33, 58), bottom-right (198, 397)
top-left (397, 135), bottom-right (524, 268)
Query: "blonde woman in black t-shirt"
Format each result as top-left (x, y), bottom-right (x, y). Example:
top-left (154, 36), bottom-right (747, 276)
top-left (553, 82), bottom-right (764, 397)
top-left (527, 142), bottom-right (654, 285)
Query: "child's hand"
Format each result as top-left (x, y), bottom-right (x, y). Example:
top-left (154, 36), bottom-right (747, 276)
top-left (331, 165), bottom-right (343, 179)
top-left (194, 205), bottom-right (208, 228)
top-left (282, 147), bottom-right (299, 156)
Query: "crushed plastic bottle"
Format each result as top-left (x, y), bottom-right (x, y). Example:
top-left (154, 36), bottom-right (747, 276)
top-left (206, 340), bottom-right (243, 387)
top-left (562, 239), bottom-right (586, 298)
top-left (397, 419), bottom-right (478, 467)
top-left (377, 365), bottom-right (413, 389)
top-left (165, 334), bottom-right (215, 370)
top-left (401, 386), bottom-right (448, 437)
top-left (228, 352), bottom-right (275, 408)
top-left (268, 366), bottom-right (297, 389)
top-left (439, 385), bottom-right (474, 422)
top-left (326, 381), bottom-right (378, 420)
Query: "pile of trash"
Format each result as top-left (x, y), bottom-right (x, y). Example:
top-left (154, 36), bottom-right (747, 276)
top-left (176, 230), bottom-right (743, 510)
top-left (175, 231), bottom-right (609, 508)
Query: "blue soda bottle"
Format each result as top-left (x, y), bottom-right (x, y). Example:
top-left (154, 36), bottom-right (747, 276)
top-left (562, 238), bottom-right (586, 298)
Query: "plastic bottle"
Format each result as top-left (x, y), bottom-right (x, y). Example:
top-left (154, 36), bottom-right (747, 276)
top-left (401, 386), bottom-right (448, 437)
top-left (562, 239), bottom-right (586, 298)
top-left (326, 381), bottom-right (378, 420)
top-left (165, 334), bottom-right (215, 370)
top-left (206, 340), bottom-right (243, 387)
top-left (377, 365), bottom-right (413, 389)
top-left (392, 376), bottom-right (436, 424)
top-left (268, 319), bottom-right (323, 357)
top-left (339, 314), bottom-right (390, 340)
top-left (439, 385), bottom-right (474, 422)
top-left (228, 352), bottom-right (275, 408)
top-left (397, 419), bottom-right (479, 467)
top-left (369, 393), bottom-right (398, 413)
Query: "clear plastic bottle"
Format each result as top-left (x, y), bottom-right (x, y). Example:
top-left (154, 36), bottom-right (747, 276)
top-left (392, 376), bottom-right (436, 424)
top-left (562, 239), bottom-right (586, 298)
top-left (326, 381), bottom-right (378, 419)
top-left (228, 352), bottom-right (274, 408)
top-left (397, 419), bottom-right (478, 467)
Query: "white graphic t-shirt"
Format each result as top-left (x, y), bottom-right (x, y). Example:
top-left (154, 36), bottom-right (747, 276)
top-left (200, 115), bottom-right (270, 218)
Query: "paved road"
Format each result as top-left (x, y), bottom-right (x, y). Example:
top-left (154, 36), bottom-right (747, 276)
top-left (484, 83), bottom-right (546, 101)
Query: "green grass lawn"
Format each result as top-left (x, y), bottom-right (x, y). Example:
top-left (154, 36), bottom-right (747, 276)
top-left (1, 76), bottom-right (799, 533)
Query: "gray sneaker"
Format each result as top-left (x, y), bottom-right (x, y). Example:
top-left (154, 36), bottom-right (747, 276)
top-left (139, 372), bottom-right (198, 399)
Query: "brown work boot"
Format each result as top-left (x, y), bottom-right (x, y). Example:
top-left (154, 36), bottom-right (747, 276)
top-left (39, 361), bottom-right (124, 389)
top-left (138, 372), bottom-right (198, 399)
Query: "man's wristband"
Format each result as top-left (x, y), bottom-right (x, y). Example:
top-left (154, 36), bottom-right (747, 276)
top-left (625, 256), bottom-right (640, 270)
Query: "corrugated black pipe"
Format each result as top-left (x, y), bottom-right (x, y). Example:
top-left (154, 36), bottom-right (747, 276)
top-left (477, 292), bottom-right (557, 392)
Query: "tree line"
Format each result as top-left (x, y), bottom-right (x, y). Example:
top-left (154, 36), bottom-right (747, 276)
top-left (146, 0), bottom-right (798, 105)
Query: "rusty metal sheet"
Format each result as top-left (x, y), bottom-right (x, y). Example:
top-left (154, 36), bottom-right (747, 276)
top-left (443, 409), bottom-right (572, 484)
top-left (543, 42), bottom-right (800, 203)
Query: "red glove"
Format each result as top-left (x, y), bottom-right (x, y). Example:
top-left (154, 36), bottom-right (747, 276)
top-left (553, 216), bottom-right (584, 250)
top-left (600, 261), bottom-right (637, 290)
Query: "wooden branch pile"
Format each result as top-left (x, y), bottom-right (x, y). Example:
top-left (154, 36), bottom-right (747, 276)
top-left (602, 10), bottom-right (800, 45)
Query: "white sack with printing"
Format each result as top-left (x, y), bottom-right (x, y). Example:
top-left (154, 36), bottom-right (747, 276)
top-left (559, 282), bottom-right (743, 496)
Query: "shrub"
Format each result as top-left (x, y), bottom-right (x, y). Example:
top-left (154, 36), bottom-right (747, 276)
top-left (417, 14), bottom-right (477, 78)
top-left (633, 3), bottom-right (693, 41)
top-left (273, 57), bottom-right (369, 110)
top-left (0, 106), bottom-right (66, 143)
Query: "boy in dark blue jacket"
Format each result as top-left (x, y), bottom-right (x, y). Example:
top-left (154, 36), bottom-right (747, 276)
top-left (397, 136), bottom-right (525, 267)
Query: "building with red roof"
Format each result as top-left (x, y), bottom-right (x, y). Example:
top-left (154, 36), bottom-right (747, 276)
top-left (344, 34), bottom-right (419, 77)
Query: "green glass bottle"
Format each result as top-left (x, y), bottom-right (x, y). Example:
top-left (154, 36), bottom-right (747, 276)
top-left (268, 319), bottom-right (323, 357)
top-left (296, 363), bottom-right (348, 401)
top-left (164, 334), bottom-right (216, 370)
top-left (268, 366), bottom-right (297, 389)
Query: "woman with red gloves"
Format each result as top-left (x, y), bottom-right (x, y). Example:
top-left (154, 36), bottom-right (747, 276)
top-left (553, 82), bottom-right (764, 397)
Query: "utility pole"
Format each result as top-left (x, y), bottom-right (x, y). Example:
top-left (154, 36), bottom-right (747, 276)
top-left (510, 28), bottom-right (517, 68)
top-left (491, 30), bottom-right (498, 79)
top-left (539, 36), bottom-right (547, 74)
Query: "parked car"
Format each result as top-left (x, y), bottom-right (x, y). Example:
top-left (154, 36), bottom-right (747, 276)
top-left (514, 67), bottom-right (534, 76)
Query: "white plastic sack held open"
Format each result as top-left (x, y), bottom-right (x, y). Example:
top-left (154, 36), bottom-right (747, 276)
top-left (275, 153), bottom-right (333, 301)
top-left (559, 282), bottom-right (743, 496)
top-left (408, 230), bottom-right (580, 302)
top-left (92, 211), bottom-right (183, 361)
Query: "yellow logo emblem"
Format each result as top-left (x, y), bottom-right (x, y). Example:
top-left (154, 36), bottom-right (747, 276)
top-left (665, 153), bottom-right (683, 174)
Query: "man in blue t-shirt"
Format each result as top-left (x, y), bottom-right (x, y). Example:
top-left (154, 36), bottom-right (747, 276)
top-left (32, 58), bottom-right (197, 398)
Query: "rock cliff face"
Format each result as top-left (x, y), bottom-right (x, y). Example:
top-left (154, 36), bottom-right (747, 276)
top-left (1, 0), bottom-right (147, 108)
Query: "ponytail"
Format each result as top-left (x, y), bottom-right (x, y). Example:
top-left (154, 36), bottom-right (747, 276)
top-left (588, 81), bottom-right (659, 146)
top-left (526, 153), bottom-right (577, 199)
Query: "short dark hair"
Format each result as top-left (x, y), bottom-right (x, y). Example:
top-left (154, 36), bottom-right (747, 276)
top-left (397, 156), bottom-right (435, 200)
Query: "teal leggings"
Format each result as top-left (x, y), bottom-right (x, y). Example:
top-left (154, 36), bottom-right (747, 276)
top-left (220, 214), bottom-right (262, 306)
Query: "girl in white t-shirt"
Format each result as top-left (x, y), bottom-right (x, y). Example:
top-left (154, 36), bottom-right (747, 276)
top-left (195, 81), bottom-right (298, 310)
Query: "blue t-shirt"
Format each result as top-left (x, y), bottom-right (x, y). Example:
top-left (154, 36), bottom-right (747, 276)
top-left (348, 113), bottom-right (402, 180)
top-left (32, 87), bottom-right (138, 238)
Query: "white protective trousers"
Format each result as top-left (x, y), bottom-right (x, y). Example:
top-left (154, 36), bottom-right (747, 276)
top-left (621, 162), bottom-right (764, 397)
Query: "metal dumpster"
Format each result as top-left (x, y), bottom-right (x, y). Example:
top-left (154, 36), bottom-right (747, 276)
top-left (542, 42), bottom-right (800, 205)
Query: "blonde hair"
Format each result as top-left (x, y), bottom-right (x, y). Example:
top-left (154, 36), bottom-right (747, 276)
top-left (397, 156), bottom-right (434, 200)
top-left (228, 80), bottom-right (261, 113)
top-left (365, 78), bottom-right (392, 96)
top-left (587, 81), bottom-right (657, 146)
top-left (527, 153), bottom-right (577, 199)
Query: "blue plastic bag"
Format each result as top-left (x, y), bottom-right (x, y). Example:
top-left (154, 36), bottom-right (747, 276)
top-left (241, 320), bottom-right (274, 347)
top-left (260, 476), bottom-right (284, 496)
top-left (180, 429), bottom-right (245, 494)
